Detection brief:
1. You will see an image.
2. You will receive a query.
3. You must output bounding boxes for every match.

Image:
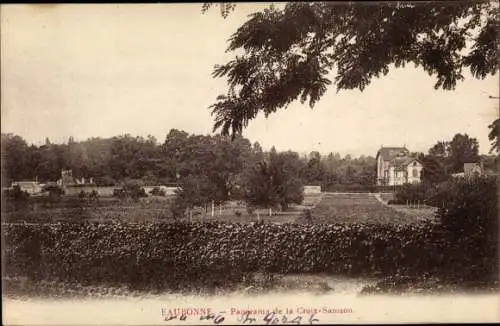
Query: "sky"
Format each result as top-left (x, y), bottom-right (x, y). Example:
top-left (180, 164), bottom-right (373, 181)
top-left (1, 3), bottom-right (499, 157)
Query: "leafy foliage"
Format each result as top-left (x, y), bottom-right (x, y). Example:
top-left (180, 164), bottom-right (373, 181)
top-left (202, 2), bottom-right (236, 19)
top-left (113, 183), bottom-right (147, 201)
top-left (2, 186), bottom-right (31, 211)
top-left (43, 185), bottom-right (65, 198)
top-left (149, 187), bottom-right (166, 196)
top-left (4, 208), bottom-right (497, 291)
top-left (424, 133), bottom-right (480, 174)
top-left (393, 183), bottom-right (426, 204)
top-left (242, 150), bottom-right (304, 211)
top-left (420, 155), bottom-right (450, 184)
top-left (488, 118), bottom-right (499, 153)
top-left (436, 176), bottom-right (498, 285)
top-left (207, 2), bottom-right (499, 136)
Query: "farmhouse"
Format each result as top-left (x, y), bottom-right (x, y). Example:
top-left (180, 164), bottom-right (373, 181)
top-left (376, 146), bottom-right (423, 186)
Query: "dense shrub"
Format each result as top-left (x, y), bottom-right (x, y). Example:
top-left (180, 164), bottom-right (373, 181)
top-left (113, 184), bottom-right (147, 201)
top-left (322, 183), bottom-right (378, 193)
top-left (3, 217), bottom-right (496, 291)
top-left (78, 190), bottom-right (87, 199)
top-left (78, 190), bottom-right (100, 204)
top-left (2, 186), bottom-right (30, 211)
top-left (149, 187), bottom-right (166, 196)
top-left (94, 176), bottom-right (116, 187)
top-left (435, 176), bottom-right (498, 286)
top-left (43, 185), bottom-right (65, 198)
top-left (393, 183), bottom-right (430, 204)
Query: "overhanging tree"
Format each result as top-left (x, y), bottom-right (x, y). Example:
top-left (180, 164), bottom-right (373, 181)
top-left (205, 2), bottom-right (498, 138)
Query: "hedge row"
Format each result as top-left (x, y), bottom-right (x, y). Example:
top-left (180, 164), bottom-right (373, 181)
top-left (2, 220), bottom-right (496, 291)
top-left (321, 184), bottom-right (396, 193)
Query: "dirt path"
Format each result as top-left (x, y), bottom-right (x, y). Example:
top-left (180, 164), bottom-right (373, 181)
top-left (372, 192), bottom-right (389, 206)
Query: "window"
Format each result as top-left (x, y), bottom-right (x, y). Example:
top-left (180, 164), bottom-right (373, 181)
top-left (412, 168), bottom-right (418, 177)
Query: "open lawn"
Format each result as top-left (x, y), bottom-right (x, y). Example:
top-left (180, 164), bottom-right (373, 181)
top-left (379, 192), bottom-right (395, 202)
top-left (1, 196), bottom-right (174, 224)
top-left (1, 192), bottom-right (436, 225)
top-left (310, 193), bottom-right (432, 224)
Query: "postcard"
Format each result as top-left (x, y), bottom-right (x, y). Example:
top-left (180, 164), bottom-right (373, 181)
top-left (2, 2), bottom-right (499, 325)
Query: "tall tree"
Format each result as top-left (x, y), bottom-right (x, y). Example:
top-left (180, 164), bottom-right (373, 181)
top-left (429, 141), bottom-right (449, 158)
top-left (243, 150), bottom-right (304, 211)
top-left (269, 150), bottom-right (304, 210)
top-left (204, 2), bottom-right (498, 137)
top-left (447, 133), bottom-right (480, 173)
top-left (421, 154), bottom-right (449, 184)
top-left (1, 134), bottom-right (31, 185)
top-left (427, 133), bottom-right (480, 174)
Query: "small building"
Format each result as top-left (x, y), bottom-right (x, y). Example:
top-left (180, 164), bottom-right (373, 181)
top-left (452, 162), bottom-right (483, 179)
top-left (464, 162), bottom-right (482, 176)
top-left (11, 181), bottom-right (43, 195)
top-left (57, 169), bottom-right (95, 188)
top-left (376, 146), bottom-right (423, 186)
top-left (303, 185), bottom-right (322, 194)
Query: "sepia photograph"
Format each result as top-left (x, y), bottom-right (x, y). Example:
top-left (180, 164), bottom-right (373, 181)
top-left (1, 2), bottom-right (500, 324)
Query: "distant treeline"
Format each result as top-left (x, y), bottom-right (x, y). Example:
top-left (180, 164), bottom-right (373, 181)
top-left (1, 130), bottom-right (378, 190)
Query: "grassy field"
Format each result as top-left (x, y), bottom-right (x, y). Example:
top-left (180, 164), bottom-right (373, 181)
top-left (1, 196), bottom-right (175, 223)
top-left (376, 192), bottom-right (438, 222)
top-left (379, 192), bottom-right (395, 202)
top-left (1, 192), bottom-right (436, 225)
top-left (310, 193), bottom-right (431, 224)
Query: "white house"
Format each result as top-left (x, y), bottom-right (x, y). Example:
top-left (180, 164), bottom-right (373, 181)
top-left (11, 181), bottom-right (43, 195)
top-left (376, 146), bottom-right (423, 186)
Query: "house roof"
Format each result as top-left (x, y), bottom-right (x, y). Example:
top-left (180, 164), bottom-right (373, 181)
top-left (376, 147), bottom-right (409, 161)
top-left (391, 157), bottom-right (415, 166)
top-left (390, 157), bottom-right (421, 169)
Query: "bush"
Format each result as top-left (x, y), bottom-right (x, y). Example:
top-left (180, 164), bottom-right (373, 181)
top-left (322, 183), bottom-right (377, 193)
top-left (94, 176), bottom-right (116, 187)
top-left (113, 184), bottom-right (147, 201)
top-left (393, 183), bottom-right (429, 204)
top-left (3, 216), bottom-right (496, 291)
top-left (149, 187), bottom-right (166, 196)
top-left (89, 190), bottom-right (99, 200)
top-left (2, 186), bottom-right (30, 211)
top-left (435, 176), bottom-right (498, 286)
top-left (43, 185), bottom-right (65, 198)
